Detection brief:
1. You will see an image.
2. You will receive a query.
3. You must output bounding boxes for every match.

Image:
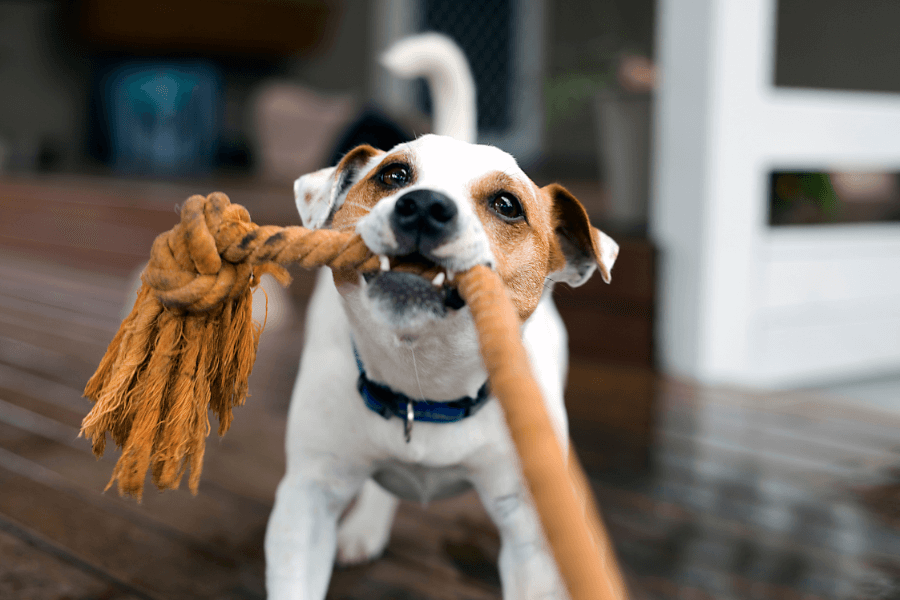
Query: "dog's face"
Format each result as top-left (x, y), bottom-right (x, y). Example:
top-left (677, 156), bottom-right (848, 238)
top-left (295, 135), bottom-right (617, 339)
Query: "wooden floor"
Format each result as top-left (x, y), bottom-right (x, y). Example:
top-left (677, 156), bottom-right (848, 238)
top-left (2, 176), bottom-right (899, 600)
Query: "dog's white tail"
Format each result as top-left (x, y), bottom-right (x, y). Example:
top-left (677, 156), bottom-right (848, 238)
top-left (380, 33), bottom-right (477, 144)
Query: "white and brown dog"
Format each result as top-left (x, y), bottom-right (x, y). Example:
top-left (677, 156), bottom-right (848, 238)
top-left (265, 35), bottom-right (618, 600)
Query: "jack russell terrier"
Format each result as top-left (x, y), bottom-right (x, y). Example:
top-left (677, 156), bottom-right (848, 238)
top-left (265, 34), bottom-right (618, 600)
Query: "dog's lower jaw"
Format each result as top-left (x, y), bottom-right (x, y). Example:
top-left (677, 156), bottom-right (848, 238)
top-left (340, 284), bottom-right (487, 402)
top-left (366, 271), bottom-right (449, 317)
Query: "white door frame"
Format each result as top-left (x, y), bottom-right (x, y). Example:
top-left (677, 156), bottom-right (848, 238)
top-left (652, 0), bottom-right (900, 387)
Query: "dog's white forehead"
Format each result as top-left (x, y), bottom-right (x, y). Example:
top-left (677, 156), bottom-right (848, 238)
top-left (388, 134), bottom-right (529, 194)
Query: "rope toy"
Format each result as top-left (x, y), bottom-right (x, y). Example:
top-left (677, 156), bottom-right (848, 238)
top-left (82, 192), bottom-right (627, 600)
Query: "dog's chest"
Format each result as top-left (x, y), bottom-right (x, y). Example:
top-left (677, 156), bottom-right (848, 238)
top-left (371, 460), bottom-right (472, 503)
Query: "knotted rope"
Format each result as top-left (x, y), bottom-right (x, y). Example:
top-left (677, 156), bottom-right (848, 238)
top-left (82, 192), bottom-right (380, 497)
top-left (82, 192), bottom-right (627, 600)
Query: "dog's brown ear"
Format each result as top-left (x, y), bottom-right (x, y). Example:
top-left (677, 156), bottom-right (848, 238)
top-left (544, 183), bottom-right (619, 286)
top-left (294, 145), bottom-right (383, 229)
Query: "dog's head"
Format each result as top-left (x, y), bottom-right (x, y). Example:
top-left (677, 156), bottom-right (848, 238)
top-left (295, 135), bottom-right (617, 336)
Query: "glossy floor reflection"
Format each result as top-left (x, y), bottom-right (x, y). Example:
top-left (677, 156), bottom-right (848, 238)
top-left (585, 381), bottom-right (900, 600)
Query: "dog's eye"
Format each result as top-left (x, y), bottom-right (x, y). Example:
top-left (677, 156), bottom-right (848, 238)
top-left (489, 193), bottom-right (524, 222)
top-left (378, 164), bottom-right (411, 188)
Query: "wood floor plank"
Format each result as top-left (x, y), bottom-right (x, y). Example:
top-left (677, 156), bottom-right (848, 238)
top-left (0, 464), bottom-right (264, 600)
top-left (0, 291), bottom-right (120, 337)
top-left (0, 392), bottom-right (277, 552)
top-left (0, 335), bottom-right (101, 389)
top-left (0, 363), bottom-right (90, 421)
top-left (0, 443), bottom-right (268, 567)
top-left (0, 318), bottom-right (109, 365)
top-left (0, 300), bottom-right (115, 350)
top-left (0, 279), bottom-right (124, 321)
top-left (0, 248), bottom-right (131, 301)
top-left (0, 519), bottom-right (150, 600)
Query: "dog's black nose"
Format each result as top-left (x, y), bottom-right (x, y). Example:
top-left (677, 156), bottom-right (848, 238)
top-left (391, 189), bottom-right (458, 251)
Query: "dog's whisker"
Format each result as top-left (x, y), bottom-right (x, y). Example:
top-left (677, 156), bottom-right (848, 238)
top-left (543, 276), bottom-right (562, 292)
top-left (410, 347), bottom-right (426, 403)
top-left (341, 201), bottom-right (373, 213)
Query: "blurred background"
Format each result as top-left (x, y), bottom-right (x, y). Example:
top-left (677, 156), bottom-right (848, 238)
top-left (0, 0), bottom-right (898, 599)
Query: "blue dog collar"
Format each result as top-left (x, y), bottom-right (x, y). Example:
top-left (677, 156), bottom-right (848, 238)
top-left (353, 344), bottom-right (490, 442)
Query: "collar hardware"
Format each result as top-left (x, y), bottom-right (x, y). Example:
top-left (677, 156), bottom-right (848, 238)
top-left (404, 401), bottom-right (414, 443)
top-left (353, 344), bottom-right (491, 442)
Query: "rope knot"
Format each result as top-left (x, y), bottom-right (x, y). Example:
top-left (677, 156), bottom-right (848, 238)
top-left (141, 193), bottom-right (273, 312)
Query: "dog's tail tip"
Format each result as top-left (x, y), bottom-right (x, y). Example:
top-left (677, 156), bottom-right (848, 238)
top-left (379, 32), bottom-right (465, 73)
top-left (380, 32), bottom-right (477, 144)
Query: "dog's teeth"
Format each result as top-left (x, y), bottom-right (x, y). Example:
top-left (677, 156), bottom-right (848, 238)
top-left (446, 270), bottom-right (455, 282)
top-left (431, 272), bottom-right (445, 287)
top-left (379, 255), bottom-right (390, 272)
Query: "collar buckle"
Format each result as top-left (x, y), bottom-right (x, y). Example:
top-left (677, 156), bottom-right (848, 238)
top-left (404, 401), bottom-right (414, 443)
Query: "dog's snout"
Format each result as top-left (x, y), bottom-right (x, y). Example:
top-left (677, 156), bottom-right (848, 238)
top-left (391, 189), bottom-right (458, 250)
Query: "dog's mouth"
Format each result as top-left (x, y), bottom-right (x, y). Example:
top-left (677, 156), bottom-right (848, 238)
top-left (362, 253), bottom-right (465, 311)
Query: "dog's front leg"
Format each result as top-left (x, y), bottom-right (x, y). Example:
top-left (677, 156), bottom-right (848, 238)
top-left (336, 478), bottom-right (399, 566)
top-left (265, 462), bottom-right (365, 599)
top-left (471, 457), bottom-right (570, 600)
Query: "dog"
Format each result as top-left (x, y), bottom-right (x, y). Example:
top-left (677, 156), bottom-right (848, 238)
top-left (265, 35), bottom-right (618, 600)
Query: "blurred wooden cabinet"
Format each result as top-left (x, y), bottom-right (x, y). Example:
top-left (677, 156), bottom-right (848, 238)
top-left (555, 233), bottom-right (657, 473)
top-left (77, 0), bottom-right (332, 57)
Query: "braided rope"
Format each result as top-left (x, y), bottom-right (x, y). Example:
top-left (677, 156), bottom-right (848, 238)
top-left (460, 266), bottom-right (627, 600)
top-left (141, 192), bottom-right (378, 312)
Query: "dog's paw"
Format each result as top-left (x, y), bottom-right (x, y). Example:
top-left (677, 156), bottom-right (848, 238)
top-left (335, 516), bottom-right (391, 566)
